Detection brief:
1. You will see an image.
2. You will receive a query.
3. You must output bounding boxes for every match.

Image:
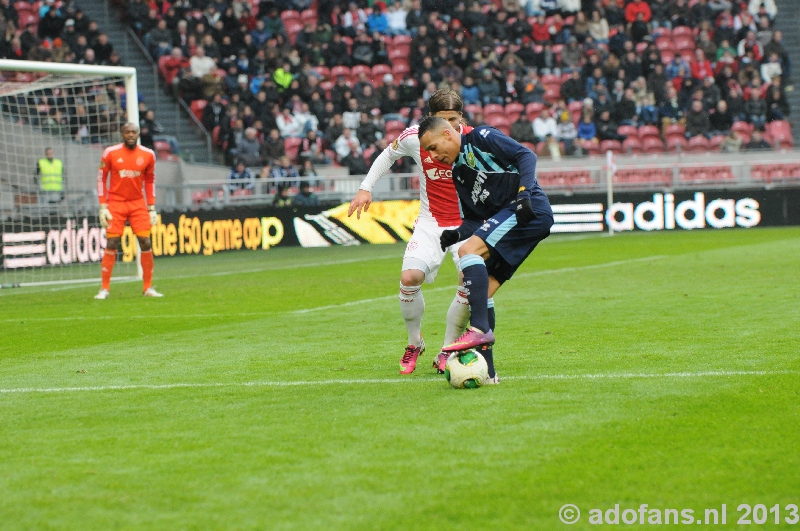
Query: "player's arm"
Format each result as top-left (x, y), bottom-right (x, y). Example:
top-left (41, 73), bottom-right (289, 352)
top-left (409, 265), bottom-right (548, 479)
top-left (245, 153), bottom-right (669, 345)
top-left (347, 131), bottom-right (417, 219)
top-left (439, 167), bottom-right (484, 250)
top-left (476, 127), bottom-right (539, 224)
top-left (143, 152), bottom-right (158, 225)
top-left (96, 153), bottom-right (113, 228)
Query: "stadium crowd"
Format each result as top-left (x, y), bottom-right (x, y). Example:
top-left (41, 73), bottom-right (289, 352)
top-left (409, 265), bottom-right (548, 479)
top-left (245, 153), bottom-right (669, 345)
top-left (0, 0), bottom-right (793, 183)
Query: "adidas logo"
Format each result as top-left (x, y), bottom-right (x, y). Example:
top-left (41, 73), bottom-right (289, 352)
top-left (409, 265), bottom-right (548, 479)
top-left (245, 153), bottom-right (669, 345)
top-left (117, 158), bottom-right (124, 163)
top-left (424, 156), bottom-right (433, 163)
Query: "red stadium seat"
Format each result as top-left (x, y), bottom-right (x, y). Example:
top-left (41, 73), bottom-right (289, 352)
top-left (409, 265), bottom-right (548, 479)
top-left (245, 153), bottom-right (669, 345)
top-left (617, 125), bottom-right (638, 137)
top-left (483, 103), bottom-right (505, 118)
top-left (635, 42), bottom-right (648, 54)
top-left (312, 66), bottom-right (330, 79)
top-left (464, 104), bottom-right (483, 118)
top-left (392, 35), bottom-right (412, 45)
top-left (280, 10), bottom-right (301, 24)
top-left (19, 12), bottom-right (37, 28)
top-left (767, 163), bottom-right (800, 181)
top-left (614, 168), bottom-right (671, 185)
top-left (655, 36), bottom-right (674, 51)
top-left (543, 86), bottom-right (561, 103)
top-left (708, 135), bottom-right (725, 150)
top-left (660, 50), bottom-right (675, 64)
top-left (622, 137), bottom-right (642, 153)
top-left (679, 166), bottom-right (734, 182)
top-left (284, 137), bottom-right (303, 162)
top-left (732, 121), bottom-right (754, 135)
top-left (350, 64), bottom-right (371, 80)
top-left (766, 120), bottom-right (794, 148)
top-left (300, 9), bottom-right (317, 24)
top-left (285, 21), bottom-right (304, 45)
top-left (385, 120), bottom-right (406, 137)
top-left (391, 61), bottom-right (410, 80)
top-left (541, 74), bottom-right (560, 86)
top-left (190, 99), bottom-right (207, 122)
top-left (678, 50), bottom-right (695, 62)
top-left (388, 47), bottom-right (407, 61)
top-left (673, 36), bottom-right (695, 52)
top-left (687, 135), bottom-right (710, 152)
top-left (330, 65), bottom-right (351, 80)
top-left (505, 102), bottom-right (524, 122)
top-left (642, 136), bottom-right (666, 153)
top-left (638, 125), bottom-right (661, 139)
top-left (600, 140), bottom-right (623, 154)
top-left (526, 102), bottom-right (546, 120)
top-left (371, 64), bottom-right (392, 84)
top-left (666, 135), bottom-right (688, 152)
top-left (486, 115), bottom-right (511, 135)
top-left (664, 123), bottom-right (686, 137)
top-left (672, 26), bottom-right (693, 37)
top-left (567, 100), bottom-right (583, 113)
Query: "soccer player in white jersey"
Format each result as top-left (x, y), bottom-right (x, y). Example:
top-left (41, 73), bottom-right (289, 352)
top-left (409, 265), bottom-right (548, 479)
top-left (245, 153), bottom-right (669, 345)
top-left (348, 89), bottom-right (473, 374)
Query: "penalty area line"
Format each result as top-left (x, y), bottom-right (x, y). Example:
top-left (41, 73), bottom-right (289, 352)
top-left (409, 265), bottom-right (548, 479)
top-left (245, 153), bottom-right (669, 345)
top-left (1, 369), bottom-right (797, 394)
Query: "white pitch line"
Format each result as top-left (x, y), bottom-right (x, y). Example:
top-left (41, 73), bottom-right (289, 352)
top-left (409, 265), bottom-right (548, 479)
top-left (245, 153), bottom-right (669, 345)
top-left (0, 369), bottom-right (796, 394)
top-left (2, 255), bottom-right (667, 322)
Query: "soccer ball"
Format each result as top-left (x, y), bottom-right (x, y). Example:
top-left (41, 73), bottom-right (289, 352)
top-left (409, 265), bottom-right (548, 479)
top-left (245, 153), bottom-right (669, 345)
top-left (444, 349), bottom-right (489, 389)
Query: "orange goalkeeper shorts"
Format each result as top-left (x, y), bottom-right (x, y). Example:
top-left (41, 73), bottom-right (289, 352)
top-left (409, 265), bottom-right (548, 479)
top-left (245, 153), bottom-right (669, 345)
top-left (106, 198), bottom-right (151, 238)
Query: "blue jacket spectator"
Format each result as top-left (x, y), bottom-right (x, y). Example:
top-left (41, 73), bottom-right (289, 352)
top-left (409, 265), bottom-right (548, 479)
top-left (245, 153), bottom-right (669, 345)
top-left (228, 161), bottom-right (254, 192)
top-left (367, 8), bottom-right (389, 35)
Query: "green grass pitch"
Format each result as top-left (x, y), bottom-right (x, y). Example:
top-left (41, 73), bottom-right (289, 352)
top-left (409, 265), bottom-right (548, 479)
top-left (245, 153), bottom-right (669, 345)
top-left (1, 228), bottom-right (799, 529)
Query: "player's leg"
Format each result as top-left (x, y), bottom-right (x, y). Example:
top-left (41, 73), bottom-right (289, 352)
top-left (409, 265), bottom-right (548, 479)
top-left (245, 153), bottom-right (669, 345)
top-left (95, 201), bottom-right (127, 299)
top-left (483, 294), bottom-right (499, 383)
top-left (130, 202), bottom-right (163, 297)
top-left (398, 267), bottom-right (425, 374)
top-left (435, 245), bottom-right (471, 373)
top-left (442, 235), bottom-right (495, 352)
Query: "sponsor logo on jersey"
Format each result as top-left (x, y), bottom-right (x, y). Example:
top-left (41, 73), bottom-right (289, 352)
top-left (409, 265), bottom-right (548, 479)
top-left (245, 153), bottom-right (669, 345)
top-left (425, 168), bottom-right (452, 180)
top-left (466, 152), bottom-right (475, 168)
top-left (119, 170), bottom-right (142, 178)
top-left (479, 129), bottom-right (490, 138)
top-left (136, 157), bottom-right (145, 166)
top-left (471, 171), bottom-right (490, 204)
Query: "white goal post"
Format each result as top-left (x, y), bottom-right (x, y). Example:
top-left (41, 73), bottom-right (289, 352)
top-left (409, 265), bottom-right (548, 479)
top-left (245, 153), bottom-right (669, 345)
top-left (0, 60), bottom-right (142, 288)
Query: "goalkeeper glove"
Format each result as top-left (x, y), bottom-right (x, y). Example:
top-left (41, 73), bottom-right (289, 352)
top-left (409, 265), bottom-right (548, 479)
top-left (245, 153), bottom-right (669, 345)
top-left (148, 205), bottom-right (158, 226)
top-left (98, 204), bottom-right (113, 229)
top-left (515, 196), bottom-right (537, 226)
top-left (440, 229), bottom-right (460, 251)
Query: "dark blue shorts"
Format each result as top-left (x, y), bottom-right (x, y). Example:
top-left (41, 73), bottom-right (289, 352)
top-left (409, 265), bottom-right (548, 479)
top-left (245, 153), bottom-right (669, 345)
top-left (472, 206), bottom-right (554, 284)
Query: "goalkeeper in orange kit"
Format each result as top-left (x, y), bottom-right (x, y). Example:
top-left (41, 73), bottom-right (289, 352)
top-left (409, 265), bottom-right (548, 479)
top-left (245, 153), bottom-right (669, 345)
top-left (94, 122), bottom-right (163, 299)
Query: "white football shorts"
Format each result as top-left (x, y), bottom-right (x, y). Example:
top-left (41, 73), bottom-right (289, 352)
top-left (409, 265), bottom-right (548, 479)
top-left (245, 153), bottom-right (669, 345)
top-left (401, 217), bottom-right (464, 284)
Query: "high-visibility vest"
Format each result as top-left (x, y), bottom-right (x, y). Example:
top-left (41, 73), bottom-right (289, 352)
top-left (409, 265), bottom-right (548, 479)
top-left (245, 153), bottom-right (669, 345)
top-left (38, 158), bottom-right (63, 191)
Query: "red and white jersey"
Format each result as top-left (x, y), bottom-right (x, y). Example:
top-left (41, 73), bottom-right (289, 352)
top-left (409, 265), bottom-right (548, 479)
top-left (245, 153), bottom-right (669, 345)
top-left (97, 143), bottom-right (156, 205)
top-left (359, 123), bottom-right (472, 227)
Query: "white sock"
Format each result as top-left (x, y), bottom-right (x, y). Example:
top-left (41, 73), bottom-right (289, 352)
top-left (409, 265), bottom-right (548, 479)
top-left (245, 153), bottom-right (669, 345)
top-left (399, 283), bottom-right (424, 347)
top-left (443, 286), bottom-right (471, 346)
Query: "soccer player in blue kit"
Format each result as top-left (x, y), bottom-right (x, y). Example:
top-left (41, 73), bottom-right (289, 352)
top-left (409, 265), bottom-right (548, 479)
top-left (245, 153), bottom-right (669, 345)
top-left (416, 116), bottom-right (554, 384)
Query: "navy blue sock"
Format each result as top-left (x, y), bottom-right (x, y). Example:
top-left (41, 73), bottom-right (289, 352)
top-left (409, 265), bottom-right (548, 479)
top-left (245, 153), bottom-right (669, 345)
top-left (484, 299), bottom-right (496, 377)
top-left (459, 254), bottom-right (490, 332)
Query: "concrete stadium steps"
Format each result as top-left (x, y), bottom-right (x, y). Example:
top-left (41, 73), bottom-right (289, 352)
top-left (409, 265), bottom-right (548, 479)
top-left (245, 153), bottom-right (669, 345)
top-left (774, 0), bottom-right (800, 132)
top-left (76, 1), bottom-right (212, 163)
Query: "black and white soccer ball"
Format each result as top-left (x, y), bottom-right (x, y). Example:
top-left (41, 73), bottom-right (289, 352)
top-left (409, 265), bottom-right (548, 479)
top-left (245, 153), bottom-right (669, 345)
top-left (444, 349), bottom-right (489, 389)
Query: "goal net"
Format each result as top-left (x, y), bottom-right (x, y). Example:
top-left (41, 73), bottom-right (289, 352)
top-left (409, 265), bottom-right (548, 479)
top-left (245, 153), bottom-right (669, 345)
top-left (0, 61), bottom-right (141, 288)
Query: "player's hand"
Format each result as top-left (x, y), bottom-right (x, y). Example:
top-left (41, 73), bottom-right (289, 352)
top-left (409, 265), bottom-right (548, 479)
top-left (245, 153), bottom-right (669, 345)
top-left (148, 205), bottom-right (158, 226)
top-left (98, 204), bottom-right (112, 229)
top-left (347, 189), bottom-right (372, 219)
top-left (440, 229), bottom-right (460, 251)
top-left (515, 197), bottom-right (537, 225)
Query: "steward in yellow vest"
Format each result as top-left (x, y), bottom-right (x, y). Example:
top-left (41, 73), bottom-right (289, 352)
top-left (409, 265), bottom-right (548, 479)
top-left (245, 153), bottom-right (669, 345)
top-left (37, 148), bottom-right (64, 203)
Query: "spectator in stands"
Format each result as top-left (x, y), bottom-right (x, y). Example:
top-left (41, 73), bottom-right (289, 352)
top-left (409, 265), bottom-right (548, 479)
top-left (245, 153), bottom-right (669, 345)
top-left (233, 127), bottom-right (262, 167)
top-left (760, 52), bottom-right (783, 85)
top-left (745, 87), bottom-right (768, 130)
top-left (691, 49), bottom-right (714, 81)
top-left (588, 11), bottom-right (609, 44)
top-left (510, 114), bottom-right (536, 144)
top-left (763, 31), bottom-right (790, 83)
top-left (532, 108), bottom-right (558, 143)
top-left (660, 86), bottom-right (684, 126)
top-left (559, 69), bottom-right (585, 104)
top-left (615, 88), bottom-right (638, 126)
top-left (702, 76), bottom-right (722, 110)
top-left (639, 93), bottom-right (660, 125)
top-left (228, 160), bottom-right (254, 193)
top-left (766, 84), bottom-right (790, 122)
top-left (669, 0), bottom-right (692, 28)
top-left (292, 181), bottom-right (320, 206)
top-left (340, 141), bottom-right (369, 175)
top-left (261, 129), bottom-right (286, 163)
top-left (461, 76), bottom-right (480, 105)
top-left (271, 156), bottom-right (300, 188)
top-left (576, 110), bottom-right (599, 154)
top-left (749, 0), bottom-right (777, 21)
top-left (357, 85), bottom-right (381, 113)
top-left (744, 129), bottom-right (771, 151)
top-left (650, 0), bottom-right (671, 29)
top-left (556, 110), bottom-right (577, 155)
top-left (276, 107), bottom-right (304, 138)
top-left (625, 0), bottom-right (651, 24)
top-left (385, 1), bottom-right (408, 35)
top-left (720, 129), bottom-right (743, 153)
top-left (334, 128), bottom-right (361, 160)
top-left (596, 110), bottom-right (627, 142)
top-left (272, 186), bottom-right (292, 207)
top-left (300, 129), bottom-right (330, 165)
top-left (709, 100), bottom-right (734, 135)
top-left (147, 19), bottom-right (172, 59)
top-left (685, 100), bottom-right (711, 138)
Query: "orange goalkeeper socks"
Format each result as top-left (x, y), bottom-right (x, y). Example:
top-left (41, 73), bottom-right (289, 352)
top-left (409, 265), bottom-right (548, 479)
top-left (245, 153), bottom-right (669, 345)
top-left (141, 250), bottom-right (154, 291)
top-left (101, 249), bottom-right (116, 290)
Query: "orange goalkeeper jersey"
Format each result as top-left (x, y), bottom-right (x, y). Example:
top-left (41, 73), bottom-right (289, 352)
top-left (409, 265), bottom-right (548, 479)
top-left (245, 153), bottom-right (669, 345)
top-left (96, 143), bottom-right (157, 205)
